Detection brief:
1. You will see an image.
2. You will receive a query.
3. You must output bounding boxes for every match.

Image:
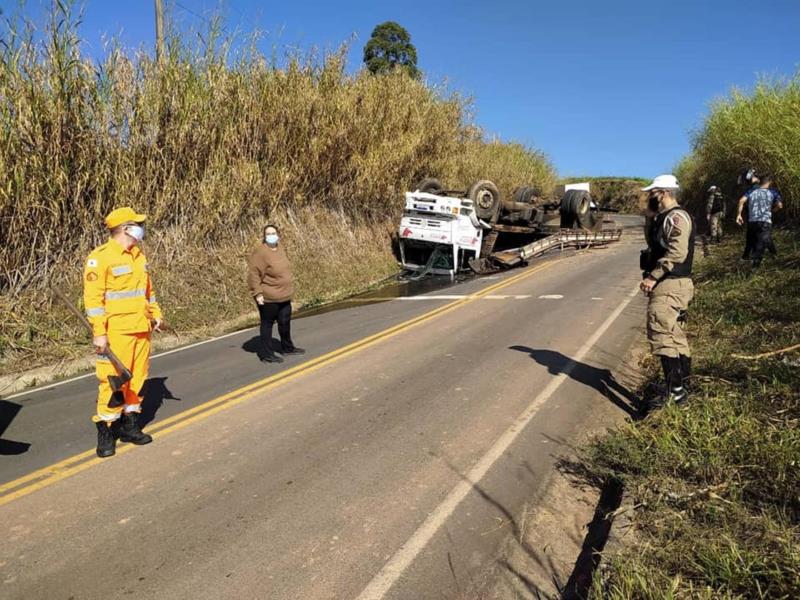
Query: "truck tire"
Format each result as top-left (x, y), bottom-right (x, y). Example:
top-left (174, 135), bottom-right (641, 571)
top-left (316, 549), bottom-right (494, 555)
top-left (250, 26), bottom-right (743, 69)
top-left (560, 189), bottom-right (597, 230)
top-left (468, 180), bottom-right (502, 221)
top-left (513, 186), bottom-right (541, 205)
top-left (415, 178), bottom-right (443, 194)
top-left (559, 190), bottom-right (578, 228)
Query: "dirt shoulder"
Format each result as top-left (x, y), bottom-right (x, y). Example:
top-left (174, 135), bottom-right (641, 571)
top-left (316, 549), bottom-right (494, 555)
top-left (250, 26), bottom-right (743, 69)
top-left (470, 333), bottom-right (650, 598)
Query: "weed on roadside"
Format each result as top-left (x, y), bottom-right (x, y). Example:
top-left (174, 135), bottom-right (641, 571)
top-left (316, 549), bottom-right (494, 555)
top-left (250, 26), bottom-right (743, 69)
top-left (585, 230), bottom-right (800, 599)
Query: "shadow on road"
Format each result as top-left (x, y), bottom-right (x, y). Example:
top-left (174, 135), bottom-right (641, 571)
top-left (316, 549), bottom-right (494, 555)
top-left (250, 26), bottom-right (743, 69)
top-left (0, 400), bottom-right (31, 455)
top-left (242, 336), bottom-right (284, 357)
top-left (509, 346), bottom-right (642, 419)
top-left (139, 377), bottom-right (181, 428)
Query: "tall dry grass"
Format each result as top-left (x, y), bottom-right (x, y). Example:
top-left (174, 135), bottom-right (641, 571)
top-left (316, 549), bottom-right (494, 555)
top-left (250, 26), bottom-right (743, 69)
top-left (675, 73), bottom-right (800, 220)
top-left (0, 3), bottom-right (556, 374)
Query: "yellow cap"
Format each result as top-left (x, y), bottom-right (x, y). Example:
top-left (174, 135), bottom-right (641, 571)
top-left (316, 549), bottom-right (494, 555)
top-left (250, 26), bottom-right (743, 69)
top-left (105, 207), bottom-right (147, 229)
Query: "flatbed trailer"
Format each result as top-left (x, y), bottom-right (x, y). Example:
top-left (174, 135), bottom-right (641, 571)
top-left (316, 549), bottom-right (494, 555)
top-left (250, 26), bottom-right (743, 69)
top-left (474, 227), bottom-right (623, 272)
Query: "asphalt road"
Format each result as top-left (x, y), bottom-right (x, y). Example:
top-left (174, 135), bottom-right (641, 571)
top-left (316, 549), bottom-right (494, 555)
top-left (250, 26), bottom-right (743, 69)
top-left (1, 218), bottom-right (647, 599)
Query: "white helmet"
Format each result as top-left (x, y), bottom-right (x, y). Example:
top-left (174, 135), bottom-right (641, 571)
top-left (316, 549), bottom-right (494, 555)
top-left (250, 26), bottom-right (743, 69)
top-left (641, 174), bottom-right (680, 191)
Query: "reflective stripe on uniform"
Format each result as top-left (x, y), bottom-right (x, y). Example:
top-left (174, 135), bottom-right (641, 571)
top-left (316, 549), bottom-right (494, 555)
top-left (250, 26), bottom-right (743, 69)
top-left (86, 307), bottom-right (106, 317)
top-left (111, 265), bottom-right (133, 276)
top-left (97, 412), bottom-right (121, 421)
top-left (149, 295), bottom-right (157, 303)
top-left (105, 289), bottom-right (146, 300)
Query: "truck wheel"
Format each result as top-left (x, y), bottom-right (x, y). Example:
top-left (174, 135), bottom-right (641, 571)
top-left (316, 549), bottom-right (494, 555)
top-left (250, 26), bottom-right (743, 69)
top-left (415, 178), bottom-right (443, 194)
top-left (559, 189), bottom-right (579, 228)
top-left (468, 180), bottom-right (502, 221)
top-left (513, 186), bottom-right (541, 205)
top-left (571, 190), bottom-right (598, 230)
top-left (577, 207), bottom-right (598, 230)
top-left (560, 189), bottom-right (597, 230)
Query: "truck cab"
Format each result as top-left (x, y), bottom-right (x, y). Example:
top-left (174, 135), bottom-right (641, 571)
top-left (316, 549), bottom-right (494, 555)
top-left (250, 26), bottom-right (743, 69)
top-left (398, 191), bottom-right (483, 277)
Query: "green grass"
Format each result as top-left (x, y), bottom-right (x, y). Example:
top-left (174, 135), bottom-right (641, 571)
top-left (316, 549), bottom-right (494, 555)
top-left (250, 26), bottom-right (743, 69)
top-left (586, 229), bottom-right (800, 599)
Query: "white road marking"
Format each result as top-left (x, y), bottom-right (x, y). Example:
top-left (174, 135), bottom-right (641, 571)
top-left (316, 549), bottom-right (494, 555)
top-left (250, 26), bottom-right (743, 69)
top-left (537, 294), bottom-right (563, 299)
top-left (394, 295), bottom-right (466, 300)
top-left (592, 297), bottom-right (604, 300)
top-left (394, 295), bottom-right (531, 301)
top-left (355, 284), bottom-right (640, 600)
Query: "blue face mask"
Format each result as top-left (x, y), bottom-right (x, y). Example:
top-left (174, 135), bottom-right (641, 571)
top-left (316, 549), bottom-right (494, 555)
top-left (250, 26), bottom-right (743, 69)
top-left (265, 234), bottom-right (279, 245)
top-left (126, 224), bottom-right (145, 241)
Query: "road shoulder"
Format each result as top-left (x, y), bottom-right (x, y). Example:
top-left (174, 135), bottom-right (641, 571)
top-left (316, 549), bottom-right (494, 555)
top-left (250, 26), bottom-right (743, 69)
top-left (476, 334), bottom-right (648, 599)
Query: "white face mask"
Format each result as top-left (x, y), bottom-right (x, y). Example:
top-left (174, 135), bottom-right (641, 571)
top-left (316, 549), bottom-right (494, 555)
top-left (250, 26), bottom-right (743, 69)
top-left (126, 224), bottom-right (145, 242)
top-left (265, 234), bottom-right (279, 245)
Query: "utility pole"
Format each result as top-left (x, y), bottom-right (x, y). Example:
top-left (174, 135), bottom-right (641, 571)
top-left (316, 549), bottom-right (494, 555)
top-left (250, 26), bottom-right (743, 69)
top-left (154, 0), bottom-right (165, 65)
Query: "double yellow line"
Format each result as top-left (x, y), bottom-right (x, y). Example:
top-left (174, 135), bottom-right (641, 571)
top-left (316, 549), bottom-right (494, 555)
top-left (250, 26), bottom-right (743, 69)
top-left (0, 259), bottom-right (561, 507)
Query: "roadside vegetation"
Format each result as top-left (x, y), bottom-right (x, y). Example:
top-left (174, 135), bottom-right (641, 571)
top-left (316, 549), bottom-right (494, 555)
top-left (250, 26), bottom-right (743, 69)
top-left (586, 230), bottom-right (800, 599)
top-left (675, 72), bottom-right (800, 220)
top-left (0, 4), bottom-right (555, 376)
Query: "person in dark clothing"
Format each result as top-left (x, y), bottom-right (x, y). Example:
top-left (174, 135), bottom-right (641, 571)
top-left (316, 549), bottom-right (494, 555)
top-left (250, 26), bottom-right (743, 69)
top-left (247, 224), bottom-right (305, 363)
top-left (736, 174), bottom-right (783, 267)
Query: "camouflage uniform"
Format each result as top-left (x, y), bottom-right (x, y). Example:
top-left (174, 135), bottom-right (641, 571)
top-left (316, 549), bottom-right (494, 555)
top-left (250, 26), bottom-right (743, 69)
top-left (706, 191), bottom-right (725, 243)
top-left (645, 206), bottom-right (694, 356)
top-left (643, 204), bottom-right (695, 404)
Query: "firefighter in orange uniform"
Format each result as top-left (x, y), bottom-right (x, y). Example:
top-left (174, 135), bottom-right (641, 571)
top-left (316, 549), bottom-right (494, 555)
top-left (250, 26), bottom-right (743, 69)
top-left (83, 207), bottom-right (164, 457)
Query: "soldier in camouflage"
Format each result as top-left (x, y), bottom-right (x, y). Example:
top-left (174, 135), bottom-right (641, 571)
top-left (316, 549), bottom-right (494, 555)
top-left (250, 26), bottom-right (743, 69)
top-left (640, 175), bottom-right (695, 408)
top-left (705, 185), bottom-right (725, 243)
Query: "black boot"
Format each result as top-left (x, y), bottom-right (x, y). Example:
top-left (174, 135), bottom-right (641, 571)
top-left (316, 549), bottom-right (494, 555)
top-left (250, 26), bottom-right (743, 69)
top-left (95, 421), bottom-right (116, 458)
top-left (651, 356), bottom-right (687, 409)
top-left (260, 351), bottom-right (284, 363)
top-left (665, 356), bottom-right (688, 405)
top-left (281, 341), bottom-right (305, 355)
top-left (119, 412), bottom-right (153, 445)
top-left (680, 355), bottom-right (692, 391)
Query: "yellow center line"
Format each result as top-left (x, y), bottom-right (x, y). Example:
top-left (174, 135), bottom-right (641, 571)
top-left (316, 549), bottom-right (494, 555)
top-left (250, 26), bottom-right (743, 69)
top-left (0, 258), bottom-right (562, 506)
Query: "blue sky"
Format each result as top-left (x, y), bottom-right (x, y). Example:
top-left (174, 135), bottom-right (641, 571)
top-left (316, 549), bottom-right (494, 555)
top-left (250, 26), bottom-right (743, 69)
top-left (6, 0), bottom-right (799, 177)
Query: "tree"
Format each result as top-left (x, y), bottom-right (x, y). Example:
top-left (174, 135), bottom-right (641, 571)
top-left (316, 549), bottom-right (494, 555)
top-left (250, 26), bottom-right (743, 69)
top-left (363, 21), bottom-right (419, 78)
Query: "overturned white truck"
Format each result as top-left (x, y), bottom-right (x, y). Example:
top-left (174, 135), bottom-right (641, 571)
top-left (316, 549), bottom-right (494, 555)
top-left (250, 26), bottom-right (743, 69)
top-left (397, 179), bottom-right (622, 277)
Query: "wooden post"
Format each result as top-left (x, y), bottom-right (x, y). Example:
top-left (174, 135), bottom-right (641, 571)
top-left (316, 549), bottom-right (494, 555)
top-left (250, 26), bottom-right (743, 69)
top-left (154, 0), bottom-right (165, 65)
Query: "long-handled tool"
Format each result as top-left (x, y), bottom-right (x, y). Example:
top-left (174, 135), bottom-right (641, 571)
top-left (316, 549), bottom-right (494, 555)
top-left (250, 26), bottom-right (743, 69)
top-left (51, 285), bottom-right (131, 407)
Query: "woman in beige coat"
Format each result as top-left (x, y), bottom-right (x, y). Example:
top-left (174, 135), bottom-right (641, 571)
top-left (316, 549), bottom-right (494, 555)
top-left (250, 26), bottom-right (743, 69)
top-left (247, 225), bottom-right (305, 363)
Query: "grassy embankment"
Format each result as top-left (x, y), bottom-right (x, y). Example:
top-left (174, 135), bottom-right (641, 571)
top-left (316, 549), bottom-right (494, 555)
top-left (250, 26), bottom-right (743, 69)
top-left (587, 74), bottom-right (800, 599)
top-left (0, 5), bottom-right (555, 376)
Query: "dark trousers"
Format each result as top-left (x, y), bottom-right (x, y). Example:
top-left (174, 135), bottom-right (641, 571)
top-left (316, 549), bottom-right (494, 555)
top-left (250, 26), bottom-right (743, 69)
top-left (257, 301), bottom-right (293, 356)
top-left (748, 222), bottom-right (775, 265)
